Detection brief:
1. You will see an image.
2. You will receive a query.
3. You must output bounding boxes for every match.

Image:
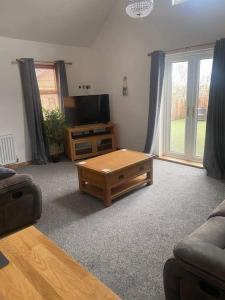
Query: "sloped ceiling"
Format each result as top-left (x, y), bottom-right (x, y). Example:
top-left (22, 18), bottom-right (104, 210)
top-left (0, 0), bottom-right (115, 47)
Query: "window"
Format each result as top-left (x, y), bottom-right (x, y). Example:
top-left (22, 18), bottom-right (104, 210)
top-left (35, 65), bottom-right (60, 111)
top-left (172, 0), bottom-right (187, 5)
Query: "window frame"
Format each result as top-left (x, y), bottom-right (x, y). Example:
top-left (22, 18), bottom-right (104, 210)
top-left (172, 0), bottom-right (187, 6)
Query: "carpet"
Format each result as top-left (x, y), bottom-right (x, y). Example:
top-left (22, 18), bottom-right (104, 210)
top-left (19, 159), bottom-right (225, 300)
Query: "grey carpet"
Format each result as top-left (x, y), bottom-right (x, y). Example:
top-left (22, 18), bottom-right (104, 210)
top-left (19, 160), bottom-right (225, 300)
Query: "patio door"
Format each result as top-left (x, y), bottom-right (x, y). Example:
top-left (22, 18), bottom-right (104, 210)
top-left (163, 49), bottom-right (213, 162)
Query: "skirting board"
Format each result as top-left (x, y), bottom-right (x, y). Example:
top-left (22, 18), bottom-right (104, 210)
top-left (4, 161), bottom-right (32, 170)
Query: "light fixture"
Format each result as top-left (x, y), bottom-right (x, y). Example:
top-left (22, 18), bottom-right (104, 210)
top-left (126, 0), bottom-right (154, 19)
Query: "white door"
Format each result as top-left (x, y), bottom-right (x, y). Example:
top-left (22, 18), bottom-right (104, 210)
top-left (163, 49), bottom-right (213, 162)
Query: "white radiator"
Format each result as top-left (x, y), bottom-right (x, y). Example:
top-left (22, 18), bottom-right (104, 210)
top-left (0, 134), bottom-right (17, 165)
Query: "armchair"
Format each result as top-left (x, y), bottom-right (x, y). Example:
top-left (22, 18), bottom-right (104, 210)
top-left (164, 199), bottom-right (225, 300)
top-left (0, 168), bottom-right (42, 236)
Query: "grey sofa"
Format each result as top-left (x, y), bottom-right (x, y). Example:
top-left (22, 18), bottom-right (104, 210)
top-left (164, 199), bottom-right (225, 300)
top-left (0, 170), bottom-right (42, 236)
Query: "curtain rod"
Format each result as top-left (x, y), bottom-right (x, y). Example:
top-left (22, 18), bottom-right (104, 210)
top-left (148, 42), bottom-right (215, 56)
top-left (11, 59), bottom-right (72, 65)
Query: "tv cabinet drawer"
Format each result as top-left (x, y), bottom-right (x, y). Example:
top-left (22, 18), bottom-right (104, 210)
top-left (108, 160), bottom-right (151, 186)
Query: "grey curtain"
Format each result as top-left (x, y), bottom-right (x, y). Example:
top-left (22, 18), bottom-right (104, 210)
top-left (19, 58), bottom-right (48, 165)
top-left (55, 61), bottom-right (69, 110)
top-left (203, 39), bottom-right (225, 179)
top-left (144, 51), bottom-right (165, 153)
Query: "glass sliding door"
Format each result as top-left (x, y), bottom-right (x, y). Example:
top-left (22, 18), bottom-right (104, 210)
top-left (194, 58), bottom-right (213, 158)
top-left (163, 49), bottom-right (213, 162)
top-left (170, 61), bottom-right (188, 155)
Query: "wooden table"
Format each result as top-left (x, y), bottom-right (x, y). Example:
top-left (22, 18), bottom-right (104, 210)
top-left (0, 226), bottom-right (121, 300)
top-left (76, 149), bottom-right (153, 206)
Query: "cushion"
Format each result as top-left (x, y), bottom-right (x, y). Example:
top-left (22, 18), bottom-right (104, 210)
top-left (0, 167), bottom-right (16, 180)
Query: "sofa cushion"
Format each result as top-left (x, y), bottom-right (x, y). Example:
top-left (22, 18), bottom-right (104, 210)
top-left (208, 199), bottom-right (225, 219)
top-left (0, 167), bottom-right (16, 180)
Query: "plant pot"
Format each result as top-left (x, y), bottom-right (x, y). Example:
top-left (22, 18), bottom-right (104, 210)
top-left (51, 154), bottom-right (60, 163)
top-left (49, 143), bottom-right (64, 163)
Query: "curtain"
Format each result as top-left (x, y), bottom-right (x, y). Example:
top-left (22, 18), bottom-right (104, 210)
top-left (19, 58), bottom-right (48, 165)
top-left (144, 51), bottom-right (165, 153)
top-left (203, 39), bottom-right (225, 179)
top-left (55, 61), bottom-right (69, 110)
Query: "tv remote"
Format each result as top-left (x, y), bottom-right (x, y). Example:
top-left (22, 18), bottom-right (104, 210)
top-left (0, 252), bottom-right (9, 269)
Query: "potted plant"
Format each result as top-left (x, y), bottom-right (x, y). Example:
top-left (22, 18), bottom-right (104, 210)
top-left (43, 109), bottom-right (67, 162)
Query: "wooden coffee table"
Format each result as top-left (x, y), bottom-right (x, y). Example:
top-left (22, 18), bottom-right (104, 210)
top-left (0, 226), bottom-right (121, 300)
top-left (76, 149), bottom-right (153, 206)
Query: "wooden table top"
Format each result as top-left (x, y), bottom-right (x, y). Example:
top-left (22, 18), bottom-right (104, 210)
top-left (76, 149), bottom-right (153, 173)
top-left (0, 226), bottom-right (121, 300)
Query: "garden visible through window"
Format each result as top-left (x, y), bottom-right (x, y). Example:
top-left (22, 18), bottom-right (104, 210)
top-left (35, 65), bottom-right (60, 111)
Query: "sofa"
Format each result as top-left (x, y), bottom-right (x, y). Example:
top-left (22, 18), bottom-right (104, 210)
top-left (164, 199), bottom-right (225, 300)
top-left (0, 167), bottom-right (42, 236)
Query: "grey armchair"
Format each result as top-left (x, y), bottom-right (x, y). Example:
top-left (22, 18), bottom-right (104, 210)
top-left (0, 170), bottom-right (42, 236)
top-left (164, 199), bottom-right (225, 300)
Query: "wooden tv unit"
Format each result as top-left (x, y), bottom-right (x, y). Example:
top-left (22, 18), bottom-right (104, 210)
top-left (65, 122), bottom-right (117, 161)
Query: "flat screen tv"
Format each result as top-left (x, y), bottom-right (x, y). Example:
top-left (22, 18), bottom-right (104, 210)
top-left (64, 94), bottom-right (110, 126)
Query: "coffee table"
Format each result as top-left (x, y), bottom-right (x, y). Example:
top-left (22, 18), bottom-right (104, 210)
top-left (76, 149), bottom-right (153, 206)
top-left (0, 226), bottom-right (121, 300)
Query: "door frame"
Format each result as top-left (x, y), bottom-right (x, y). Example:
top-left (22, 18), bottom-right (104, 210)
top-left (162, 48), bottom-right (213, 162)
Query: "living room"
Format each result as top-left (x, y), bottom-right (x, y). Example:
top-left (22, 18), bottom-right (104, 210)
top-left (0, 0), bottom-right (225, 299)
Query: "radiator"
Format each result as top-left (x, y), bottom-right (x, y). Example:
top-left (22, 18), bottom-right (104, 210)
top-left (0, 134), bottom-right (17, 165)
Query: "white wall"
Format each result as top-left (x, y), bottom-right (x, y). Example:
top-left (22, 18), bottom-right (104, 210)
top-left (2, 0), bottom-right (225, 162)
top-left (0, 36), bottom-right (97, 162)
top-left (92, 0), bottom-right (225, 151)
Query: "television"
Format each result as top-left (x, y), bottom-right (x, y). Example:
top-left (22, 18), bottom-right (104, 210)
top-left (64, 94), bottom-right (110, 126)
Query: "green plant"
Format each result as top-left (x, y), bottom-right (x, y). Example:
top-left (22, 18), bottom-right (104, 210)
top-left (43, 109), bottom-right (67, 156)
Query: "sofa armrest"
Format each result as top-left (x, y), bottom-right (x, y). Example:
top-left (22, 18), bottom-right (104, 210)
top-left (174, 237), bottom-right (225, 284)
top-left (0, 174), bottom-right (33, 195)
top-left (209, 199), bottom-right (225, 219)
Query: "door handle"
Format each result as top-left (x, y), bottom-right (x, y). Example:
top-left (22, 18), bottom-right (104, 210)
top-left (187, 106), bottom-right (190, 117)
top-left (187, 106), bottom-right (196, 118)
top-left (192, 105), bottom-right (196, 118)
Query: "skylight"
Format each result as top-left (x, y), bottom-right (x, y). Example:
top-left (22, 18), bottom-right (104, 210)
top-left (172, 0), bottom-right (187, 5)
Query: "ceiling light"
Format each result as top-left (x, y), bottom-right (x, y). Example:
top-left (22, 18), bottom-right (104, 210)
top-left (126, 0), bottom-right (154, 19)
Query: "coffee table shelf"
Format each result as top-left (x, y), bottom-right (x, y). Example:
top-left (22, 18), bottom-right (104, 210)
top-left (111, 175), bottom-right (149, 199)
top-left (82, 174), bottom-right (149, 202)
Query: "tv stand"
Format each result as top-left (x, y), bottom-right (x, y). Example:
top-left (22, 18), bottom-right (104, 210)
top-left (65, 122), bottom-right (117, 161)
